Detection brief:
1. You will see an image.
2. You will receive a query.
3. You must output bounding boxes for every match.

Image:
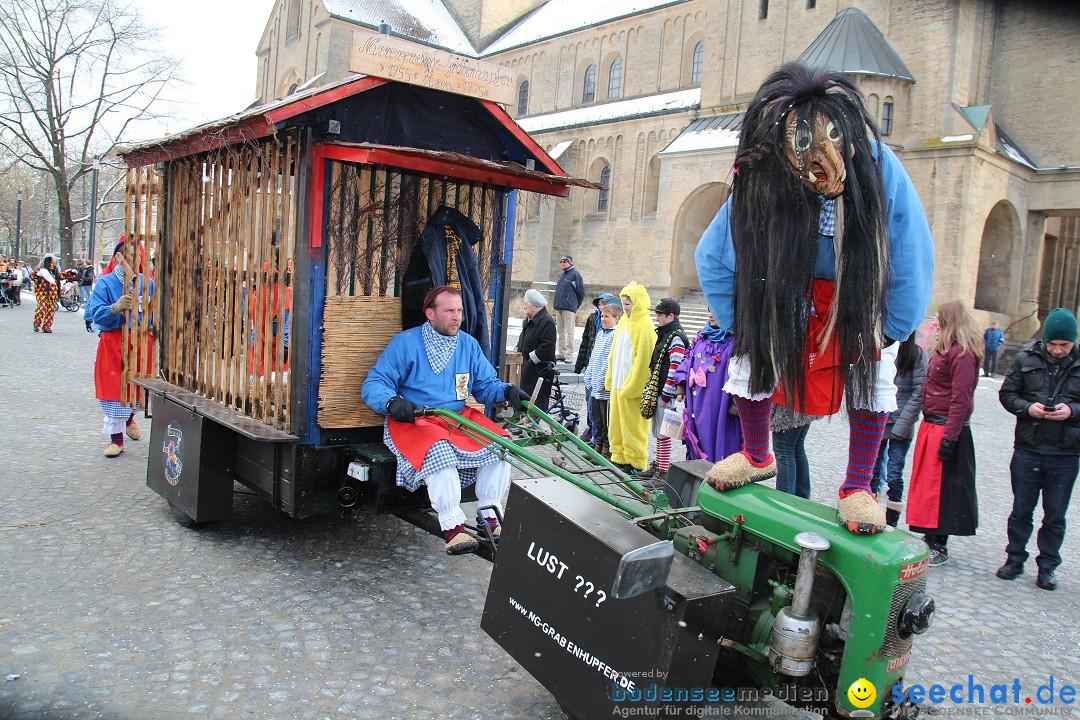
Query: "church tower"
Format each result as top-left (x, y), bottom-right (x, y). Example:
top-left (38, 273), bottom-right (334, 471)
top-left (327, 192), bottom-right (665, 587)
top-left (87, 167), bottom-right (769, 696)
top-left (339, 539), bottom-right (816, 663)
top-left (441, 0), bottom-right (546, 51)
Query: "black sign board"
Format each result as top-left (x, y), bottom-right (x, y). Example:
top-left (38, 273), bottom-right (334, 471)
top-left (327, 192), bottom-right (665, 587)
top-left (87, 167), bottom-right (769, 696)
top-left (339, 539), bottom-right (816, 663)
top-left (482, 478), bottom-right (735, 720)
top-left (146, 394), bottom-right (236, 522)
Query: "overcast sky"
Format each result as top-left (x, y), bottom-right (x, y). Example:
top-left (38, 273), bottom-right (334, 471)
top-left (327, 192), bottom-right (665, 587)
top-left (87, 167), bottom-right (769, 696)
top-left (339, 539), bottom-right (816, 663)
top-left (126, 0), bottom-right (274, 142)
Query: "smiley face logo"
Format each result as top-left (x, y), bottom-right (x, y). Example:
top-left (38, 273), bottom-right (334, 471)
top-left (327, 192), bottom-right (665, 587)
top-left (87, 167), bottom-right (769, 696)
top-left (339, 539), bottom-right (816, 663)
top-left (848, 678), bottom-right (876, 709)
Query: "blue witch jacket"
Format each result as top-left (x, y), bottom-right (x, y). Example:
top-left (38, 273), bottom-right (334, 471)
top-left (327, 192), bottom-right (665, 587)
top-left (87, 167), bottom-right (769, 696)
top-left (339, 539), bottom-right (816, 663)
top-left (695, 143), bottom-right (934, 344)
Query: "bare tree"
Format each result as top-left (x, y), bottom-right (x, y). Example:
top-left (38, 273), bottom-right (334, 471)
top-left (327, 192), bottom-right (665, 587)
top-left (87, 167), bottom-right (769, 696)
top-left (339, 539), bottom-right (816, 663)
top-left (0, 0), bottom-right (176, 268)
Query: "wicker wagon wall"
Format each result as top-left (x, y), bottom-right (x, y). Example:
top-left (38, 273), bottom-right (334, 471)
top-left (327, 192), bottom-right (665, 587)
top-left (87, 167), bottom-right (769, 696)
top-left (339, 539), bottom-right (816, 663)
top-left (158, 135), bottom-right (298, 431)
top-left (318, 296), bottom-right (401, 428)
top-left (119, 166), bottom-right (161, 407)
top-left (317, 160), bottom-right (506, 429)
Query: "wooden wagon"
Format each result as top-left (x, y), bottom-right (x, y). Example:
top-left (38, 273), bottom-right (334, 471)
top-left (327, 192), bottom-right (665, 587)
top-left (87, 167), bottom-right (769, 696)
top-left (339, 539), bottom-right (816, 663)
top-left (117, 75), bottom-right (585, 526)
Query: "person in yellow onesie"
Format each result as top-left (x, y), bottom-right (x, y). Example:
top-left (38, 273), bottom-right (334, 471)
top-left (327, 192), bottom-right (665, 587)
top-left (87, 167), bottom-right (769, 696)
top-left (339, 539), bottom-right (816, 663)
top-left (605, 282), bottom-right (656, 472)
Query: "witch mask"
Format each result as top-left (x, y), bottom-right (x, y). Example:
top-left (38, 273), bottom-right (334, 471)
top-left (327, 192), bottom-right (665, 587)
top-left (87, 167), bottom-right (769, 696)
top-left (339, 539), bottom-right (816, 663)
top-left (784, 111), bottom-right (848, 198)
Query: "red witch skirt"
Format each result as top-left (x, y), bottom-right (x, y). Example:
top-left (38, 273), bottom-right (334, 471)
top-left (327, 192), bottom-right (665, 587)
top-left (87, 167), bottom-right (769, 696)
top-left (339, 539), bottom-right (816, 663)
top-left (774, 279), bottom-right (844, 416)
top-left (388, 406), bottom-right (509, 471)
top-left (907, 420), bottom-right (978, 536)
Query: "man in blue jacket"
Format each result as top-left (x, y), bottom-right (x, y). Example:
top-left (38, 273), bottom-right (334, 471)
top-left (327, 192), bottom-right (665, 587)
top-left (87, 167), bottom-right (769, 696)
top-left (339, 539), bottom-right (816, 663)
top-left (553, 255), bottom-right (585, 361)
top-left (362, 286), bottom-right (528, 555)
top-left (983, 321), bottom-right (1005, 378)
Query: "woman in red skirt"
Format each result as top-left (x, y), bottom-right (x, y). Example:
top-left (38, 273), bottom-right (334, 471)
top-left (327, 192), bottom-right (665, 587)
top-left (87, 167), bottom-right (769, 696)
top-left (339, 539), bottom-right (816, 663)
top-left (907, 300), bottom-right (983, 566)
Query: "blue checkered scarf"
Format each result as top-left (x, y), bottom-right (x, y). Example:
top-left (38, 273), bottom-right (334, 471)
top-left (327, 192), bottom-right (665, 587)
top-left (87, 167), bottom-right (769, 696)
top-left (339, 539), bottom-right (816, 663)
top-left (818, 196), bottom-right (837, 237)
top-left (421, 321), bottom-right (458, 374)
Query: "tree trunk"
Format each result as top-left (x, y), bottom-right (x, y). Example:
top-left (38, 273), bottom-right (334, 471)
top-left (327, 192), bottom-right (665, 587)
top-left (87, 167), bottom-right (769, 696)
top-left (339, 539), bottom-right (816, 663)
top-left (55, 173), bottom-right (74, 269)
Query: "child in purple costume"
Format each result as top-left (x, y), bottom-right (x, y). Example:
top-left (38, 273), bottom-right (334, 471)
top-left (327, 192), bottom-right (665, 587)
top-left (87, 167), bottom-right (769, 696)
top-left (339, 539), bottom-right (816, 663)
top-left (674, 318), bottom-right (743, 462)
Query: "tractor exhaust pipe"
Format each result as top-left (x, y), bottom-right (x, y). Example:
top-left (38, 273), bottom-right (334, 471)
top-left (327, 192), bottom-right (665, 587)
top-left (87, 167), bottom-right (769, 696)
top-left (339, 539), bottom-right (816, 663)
top-left (768, 532), bottom-right (830, 677)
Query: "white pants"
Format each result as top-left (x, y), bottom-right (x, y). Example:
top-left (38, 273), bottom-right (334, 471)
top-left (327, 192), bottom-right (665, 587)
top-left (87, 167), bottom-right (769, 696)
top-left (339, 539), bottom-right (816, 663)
top-left (722, 342), bottom-right (899, 413)
top-left (425, 461), bottom-right (511, 531)
top-left (556, 309), bottom-right (576, 358)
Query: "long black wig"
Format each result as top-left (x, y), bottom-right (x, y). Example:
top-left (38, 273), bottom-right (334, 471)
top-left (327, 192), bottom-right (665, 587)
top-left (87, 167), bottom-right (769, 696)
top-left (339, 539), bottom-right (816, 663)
top-left (729, 62), bottom-right (888, 410)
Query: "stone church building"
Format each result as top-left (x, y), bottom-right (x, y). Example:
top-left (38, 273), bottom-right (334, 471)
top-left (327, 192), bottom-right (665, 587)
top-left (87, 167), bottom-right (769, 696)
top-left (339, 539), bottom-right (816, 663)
top-left (256, 0), bottom-right (1080, 341)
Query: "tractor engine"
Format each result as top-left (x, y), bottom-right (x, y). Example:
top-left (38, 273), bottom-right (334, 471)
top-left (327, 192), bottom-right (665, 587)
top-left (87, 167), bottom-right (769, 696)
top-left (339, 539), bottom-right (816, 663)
top-left (482, 460), bottom-right (934, 720)
top-left (674, 460), bottom-right (935, 718)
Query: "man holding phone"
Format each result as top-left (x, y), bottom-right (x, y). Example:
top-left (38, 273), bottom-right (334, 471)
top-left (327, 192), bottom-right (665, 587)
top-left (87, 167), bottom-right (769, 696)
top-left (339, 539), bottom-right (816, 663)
top-left (997, 308), bottom-right (1080, 590)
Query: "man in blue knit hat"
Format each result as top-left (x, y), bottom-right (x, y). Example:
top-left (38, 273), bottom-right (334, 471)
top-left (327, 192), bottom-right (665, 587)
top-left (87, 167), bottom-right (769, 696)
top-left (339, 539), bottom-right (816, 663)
top-left (997, 308), bottom-right (1080, 590)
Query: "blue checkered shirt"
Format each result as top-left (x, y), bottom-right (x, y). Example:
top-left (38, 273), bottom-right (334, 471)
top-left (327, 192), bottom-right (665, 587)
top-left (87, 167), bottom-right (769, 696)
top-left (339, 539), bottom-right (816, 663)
top-left (818, 196), bottom-right (837, 237)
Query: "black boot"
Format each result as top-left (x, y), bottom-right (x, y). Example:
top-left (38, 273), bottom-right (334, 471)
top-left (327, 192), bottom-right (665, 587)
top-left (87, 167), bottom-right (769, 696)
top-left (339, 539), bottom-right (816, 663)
top-left (996, 560), bottom-right (1024, 580)
top-left (885, 501), bottom-right (903, 528)
top-left (636, 462), bottom-right (661, 480)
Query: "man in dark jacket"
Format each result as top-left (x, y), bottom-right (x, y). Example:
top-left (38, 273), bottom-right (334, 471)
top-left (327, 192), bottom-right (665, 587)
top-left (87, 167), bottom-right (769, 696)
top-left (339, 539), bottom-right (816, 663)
top-left (996, 308), bottom-right (1080, 590)
top-left (518, 289), bottom-right (557, 411)
top-left (553, 255), bottom-right (585, 361)
top-left (78, 259), bottom-right (95, 305)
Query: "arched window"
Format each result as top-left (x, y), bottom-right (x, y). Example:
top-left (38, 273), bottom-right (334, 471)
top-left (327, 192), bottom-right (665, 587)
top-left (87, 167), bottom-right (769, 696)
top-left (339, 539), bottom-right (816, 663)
top-left (866, 93), bottom-right (880, 122)
top-left (517, 80), bottom-right (529, 117)
top-left (286, 0), bottom-right (302, 40)
top-left (607, 58), bottom-right (623, 99)
top-left (597, 165), bottom-right (611, 213)
top-left (582, 64), bottom-right (597, 104)
top-left (881, 98), bottom-right (894, 136)
top-left (643, 156), bottom-right (660, 215)
top-left (690, 41), bottom-right (704, 85)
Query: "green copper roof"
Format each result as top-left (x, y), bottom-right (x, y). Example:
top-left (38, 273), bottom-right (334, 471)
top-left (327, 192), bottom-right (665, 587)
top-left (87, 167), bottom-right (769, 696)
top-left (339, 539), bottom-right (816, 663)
top-left (798, 7), bottom-right (915, 83)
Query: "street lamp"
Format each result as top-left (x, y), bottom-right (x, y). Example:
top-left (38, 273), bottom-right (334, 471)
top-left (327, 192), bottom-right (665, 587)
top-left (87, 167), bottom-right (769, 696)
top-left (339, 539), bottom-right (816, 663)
top-left (88, 156), bottom-right (100, 265)
top-left (14, 191), bottom-right (21, 260)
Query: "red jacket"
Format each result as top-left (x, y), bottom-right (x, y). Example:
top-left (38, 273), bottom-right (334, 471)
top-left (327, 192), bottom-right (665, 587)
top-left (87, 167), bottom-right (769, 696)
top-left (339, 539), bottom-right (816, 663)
top-left (922, 344), bottom-right (979, 441)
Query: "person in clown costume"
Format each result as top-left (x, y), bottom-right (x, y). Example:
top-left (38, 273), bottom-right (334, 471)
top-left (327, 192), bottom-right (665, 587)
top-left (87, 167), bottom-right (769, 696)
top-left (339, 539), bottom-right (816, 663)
top-left (605, 281), bottom-right (656, 473)
top-left (695, 62), bottom-right (935, 533)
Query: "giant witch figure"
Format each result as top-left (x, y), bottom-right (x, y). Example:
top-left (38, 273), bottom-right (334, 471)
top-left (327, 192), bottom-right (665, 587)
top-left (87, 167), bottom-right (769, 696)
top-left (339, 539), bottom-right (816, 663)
top-left (695, 63), bottom-right (934, 533)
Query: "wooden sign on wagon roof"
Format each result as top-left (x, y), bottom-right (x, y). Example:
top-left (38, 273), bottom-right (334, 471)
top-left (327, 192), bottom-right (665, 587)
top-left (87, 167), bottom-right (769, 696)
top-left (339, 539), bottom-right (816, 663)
top-left (349, 28), bottom-right (516, 107)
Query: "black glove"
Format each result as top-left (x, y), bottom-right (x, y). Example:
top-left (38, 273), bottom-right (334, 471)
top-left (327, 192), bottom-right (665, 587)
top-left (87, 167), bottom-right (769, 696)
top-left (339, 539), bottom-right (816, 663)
top-left (386, 396), bottom-right (417, 423)
top-left (85, 320), bottom-right (93, 333)
top-left (504, 385), bottom-right (529, 412)
top-left (937, 437), bottom-right (957, 462)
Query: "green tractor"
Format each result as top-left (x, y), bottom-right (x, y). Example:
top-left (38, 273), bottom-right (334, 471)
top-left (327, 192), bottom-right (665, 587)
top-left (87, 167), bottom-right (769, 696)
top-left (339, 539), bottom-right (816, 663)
top-left (456, 403), bottom-right (934, 720)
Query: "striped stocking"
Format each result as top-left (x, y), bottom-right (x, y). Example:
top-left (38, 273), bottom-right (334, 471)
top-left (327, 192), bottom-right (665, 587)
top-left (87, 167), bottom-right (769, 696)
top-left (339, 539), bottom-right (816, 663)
top-left (656, 437), bottom-right (672, 473)
top-left (841, 410), bottom-right (889, 497)
top-left (734, 396), bottom-right (773, 464)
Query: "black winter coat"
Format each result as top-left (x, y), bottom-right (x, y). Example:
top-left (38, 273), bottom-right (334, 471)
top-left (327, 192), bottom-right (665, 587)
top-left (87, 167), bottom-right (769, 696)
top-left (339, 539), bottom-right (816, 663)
top-left (517, 307), bottom-right (557, 409)
top-left (575, 310), bottom-right (600, 374)
top-left (999, 342), bottom-right (1080, 456)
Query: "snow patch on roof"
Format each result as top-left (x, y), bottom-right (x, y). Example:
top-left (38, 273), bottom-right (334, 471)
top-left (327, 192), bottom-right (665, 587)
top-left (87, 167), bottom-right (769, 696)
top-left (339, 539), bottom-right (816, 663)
top-left (940, 134), bottom-right (974, 143)
top-left (324, 0), bottom-right (477, 55)
top-left (519, 88), bottom-right (699, 133)
top-left (549, 140), bottom-right (574, 159)
top-left (660, 113), bottom-right (743, 155)
top-left (995, 124), bottom-right (1037, 170)
top-left (483, 0), bottom-right (687, 55)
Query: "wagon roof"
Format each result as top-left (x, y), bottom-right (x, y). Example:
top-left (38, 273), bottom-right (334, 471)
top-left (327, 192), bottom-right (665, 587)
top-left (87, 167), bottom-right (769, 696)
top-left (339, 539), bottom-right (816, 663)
top-left (119, 76), bottom-right (591, 194)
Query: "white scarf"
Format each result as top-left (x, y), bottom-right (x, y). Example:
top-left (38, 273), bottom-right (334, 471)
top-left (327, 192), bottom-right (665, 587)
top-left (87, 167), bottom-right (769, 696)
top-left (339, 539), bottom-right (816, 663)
top-left (36, 268), bottom-right (56, 285)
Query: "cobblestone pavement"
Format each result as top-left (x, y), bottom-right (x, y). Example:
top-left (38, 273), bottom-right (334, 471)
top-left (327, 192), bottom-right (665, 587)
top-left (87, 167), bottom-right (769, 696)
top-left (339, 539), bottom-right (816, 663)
top-left (2, 300), bottom-right (1078, 719)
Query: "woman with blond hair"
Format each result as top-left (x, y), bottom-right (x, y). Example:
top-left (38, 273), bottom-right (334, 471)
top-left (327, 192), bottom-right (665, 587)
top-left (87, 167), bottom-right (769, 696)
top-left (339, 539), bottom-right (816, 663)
top-left (907, 300), bottom-right (983, 566)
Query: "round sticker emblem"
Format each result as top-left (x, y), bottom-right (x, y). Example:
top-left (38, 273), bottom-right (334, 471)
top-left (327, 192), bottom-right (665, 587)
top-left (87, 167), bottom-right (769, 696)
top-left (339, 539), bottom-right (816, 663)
top-left (163, 423), bottom-right (184, 485)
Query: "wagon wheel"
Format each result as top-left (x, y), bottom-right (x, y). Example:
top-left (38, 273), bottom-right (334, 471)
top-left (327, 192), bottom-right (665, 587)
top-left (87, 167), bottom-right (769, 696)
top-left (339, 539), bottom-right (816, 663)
top-left (167, 500), bottom-right (199, 528)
